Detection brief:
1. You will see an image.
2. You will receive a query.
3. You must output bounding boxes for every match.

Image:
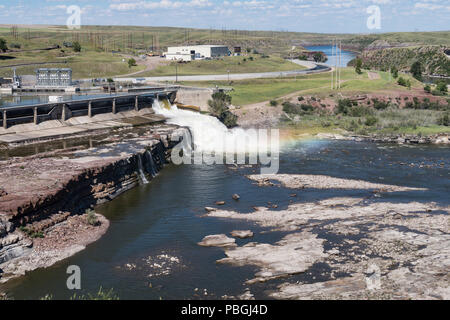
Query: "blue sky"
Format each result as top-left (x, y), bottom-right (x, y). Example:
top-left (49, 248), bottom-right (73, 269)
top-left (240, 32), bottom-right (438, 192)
top-left (0, 0), bottom-right (448, 33)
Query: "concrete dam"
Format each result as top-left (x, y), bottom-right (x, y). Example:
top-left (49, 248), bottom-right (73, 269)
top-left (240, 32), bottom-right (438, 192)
top-left (0, 87), bottom-right (180, 145)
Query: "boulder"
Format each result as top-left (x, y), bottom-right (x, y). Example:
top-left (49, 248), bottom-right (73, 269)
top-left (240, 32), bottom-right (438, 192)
top-left (230, 230), bottom-right (254, 239)
top-left (198, 234), bottom-right (236, 248)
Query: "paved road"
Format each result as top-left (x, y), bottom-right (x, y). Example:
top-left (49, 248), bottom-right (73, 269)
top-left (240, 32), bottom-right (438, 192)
top-left (113, 60), bottom-right (331, 83)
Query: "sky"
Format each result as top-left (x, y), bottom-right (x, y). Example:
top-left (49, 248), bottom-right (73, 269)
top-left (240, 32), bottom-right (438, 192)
top-left (0, 0), bottom-right (449, 33)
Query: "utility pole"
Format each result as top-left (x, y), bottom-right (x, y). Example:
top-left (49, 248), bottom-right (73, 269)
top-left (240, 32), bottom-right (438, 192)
top-left (175, 63), bottom-right (178, 83)
top-left (339, 40), bottom-right (342, 89)
top-left (331, 39), bottom-right (334, 90)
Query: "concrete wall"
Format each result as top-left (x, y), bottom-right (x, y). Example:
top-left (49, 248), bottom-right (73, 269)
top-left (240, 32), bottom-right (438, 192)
top-left (175, 87), bottom-right (215, 112)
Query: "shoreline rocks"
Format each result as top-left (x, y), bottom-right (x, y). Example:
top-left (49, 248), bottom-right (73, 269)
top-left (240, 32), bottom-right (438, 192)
top-left (198, 234), bottom-right (237, 248)
top-left (0, 124), bottom-right (188, 284)
top-left (201, 173), bottom-right (449, 300)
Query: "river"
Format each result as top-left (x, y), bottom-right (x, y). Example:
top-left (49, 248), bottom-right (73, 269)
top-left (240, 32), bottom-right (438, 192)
top-left (305, 45), bottom-right (357, 67)
top-left (1, 135), bottom-right (449, 299)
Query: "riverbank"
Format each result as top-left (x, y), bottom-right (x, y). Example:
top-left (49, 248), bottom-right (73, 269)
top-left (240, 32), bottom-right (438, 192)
top-left (0, 123), bottom-right (188, 284)
top-left (202, 173), bottom-right (449, 299)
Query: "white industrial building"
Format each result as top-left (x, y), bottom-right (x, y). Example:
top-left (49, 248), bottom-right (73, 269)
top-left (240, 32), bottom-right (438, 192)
top-left (165, 45), bottom-right (230, 61)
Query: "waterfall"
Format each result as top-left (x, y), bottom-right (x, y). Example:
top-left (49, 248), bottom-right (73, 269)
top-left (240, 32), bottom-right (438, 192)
top-left (137, 153), bottom-right (149, 184)
top-left (145, 150), bottom-right (158, 177)
top-left (152, 99), bottom-right (267, 155)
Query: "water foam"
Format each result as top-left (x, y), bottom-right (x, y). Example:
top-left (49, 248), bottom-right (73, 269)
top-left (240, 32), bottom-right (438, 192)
top-left (152, 100), bottom-right (271, 154)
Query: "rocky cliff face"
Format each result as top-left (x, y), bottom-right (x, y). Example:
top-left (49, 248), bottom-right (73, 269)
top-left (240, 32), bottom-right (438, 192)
top-left (0, 124), bottom-right (189, 283)
top-left (352, 46), bottom-right (450, 76)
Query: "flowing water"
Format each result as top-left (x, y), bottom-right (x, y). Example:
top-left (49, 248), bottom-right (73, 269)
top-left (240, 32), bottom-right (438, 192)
top-left (305, 45), bottom-right (358, 67)
top-left (1, 107), bottom-right (449, 300)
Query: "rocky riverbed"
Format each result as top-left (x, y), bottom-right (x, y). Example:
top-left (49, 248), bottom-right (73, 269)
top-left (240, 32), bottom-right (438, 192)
top-left (201, 174), bottom-right (449, 300)
top-left (0, 124), bottom-right (188, 284)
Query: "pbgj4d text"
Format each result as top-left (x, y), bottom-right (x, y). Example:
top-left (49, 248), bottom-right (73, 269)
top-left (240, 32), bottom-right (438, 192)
top-left (181, 304), bottom-right (268, 318)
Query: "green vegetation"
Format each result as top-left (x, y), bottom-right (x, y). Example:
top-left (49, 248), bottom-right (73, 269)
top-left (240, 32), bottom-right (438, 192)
top-left (355, 58), bottom-right (363, 74)
top-left (73, 41), bottom-right (81, 53)
top-left (182, 68), bottom-right (419, 106)
top-left (397, 77), bottom-right (411, 89)
top-left (40, 287), bottom-right (120, 300)
top-left (86, 209), bottom-right (99, 226)
top-left (354, 46), bottom-right (449, 77)
top-left (128, 58), bottom-right (137, 68)
top-left (270, 100), bottom-right (279, 107)
top-left (282, 97), bottom-right (450, 136)
top-left (208, 92), bottom-right (237, 128)
top-left (410, 61), bottom-right (423, 81)
top-left (19, 226), bottom-right (44, 238)
top-left (0, 38), bottom-right (7, 52)
top-left (140, 55), bottom-right (303, 77)
top-left (391, 66), bottom-right (398, 79)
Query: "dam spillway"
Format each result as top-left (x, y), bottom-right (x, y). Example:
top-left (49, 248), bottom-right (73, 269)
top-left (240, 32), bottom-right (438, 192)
top-left (0, 87), bottom-right (179, 145)
top-left (0, 87), bottom-right (179, 129)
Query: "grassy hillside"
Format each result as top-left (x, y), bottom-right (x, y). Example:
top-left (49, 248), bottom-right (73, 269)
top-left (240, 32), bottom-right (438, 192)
top-left (139, 55), bottom-right (304, 77)
top-left (0, 25), bottom-right (448, 79)
top-left (354, 46), bottom-right (450, 76)
top-left (182, 68), bottom-right (421, 106)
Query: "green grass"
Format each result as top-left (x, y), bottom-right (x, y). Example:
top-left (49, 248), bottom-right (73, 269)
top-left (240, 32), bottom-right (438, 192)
top-left (182, 68), bottom-right (419, 106)
top-left (0, 50), bottom-right (144, 79)
top-left (139, 55), bottom-right (304, 77)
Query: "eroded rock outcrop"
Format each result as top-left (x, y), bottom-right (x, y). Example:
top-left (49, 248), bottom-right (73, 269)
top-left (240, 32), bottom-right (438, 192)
top-left (0, 124), bottom-right (188, 283)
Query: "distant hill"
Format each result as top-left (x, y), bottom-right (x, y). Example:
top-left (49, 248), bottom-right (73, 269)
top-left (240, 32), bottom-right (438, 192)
top-left (351, 46), bottom-right (450, 77)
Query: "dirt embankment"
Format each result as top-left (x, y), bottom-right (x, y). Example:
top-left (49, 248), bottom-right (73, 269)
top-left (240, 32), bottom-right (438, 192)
top-left (0, 124), bottom-right (188, 283)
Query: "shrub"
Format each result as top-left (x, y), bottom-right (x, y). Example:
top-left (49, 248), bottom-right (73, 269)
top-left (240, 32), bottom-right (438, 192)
top-left (298, 96), bottom-right (305, 102)
top-left (0, 38), bottom-right (7, 52)
top-left (410, 61), bottom-right (422, 81)
top-left (208, 92), bottom-right (237, 128)
top-left (73, 41), bottom-right (81, 52)
top-left (424, 84), bottom-right (431, 93)
top-left (438, 113), bottom-right (449, 126)
top-left (365, 116), bottom-right (378, 126)
top-left (436, 81), bottom-right (448, 95)
top-left (128, 58), bottom-right (137, 68)
top-left (86, 209), bottom-right (99, 226)
top-left (355, 58), bottom-right (363, 74)
top-left (391, 67), bottom-right (398, 79)
top-left (270, 100), bottom-right (278, 107)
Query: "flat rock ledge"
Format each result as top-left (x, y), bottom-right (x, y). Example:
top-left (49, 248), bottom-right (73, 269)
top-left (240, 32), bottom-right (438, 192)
top-left (248, 174), bottom-right (426, 192)
top-left (230, 230), bottom-right (254, 239)
top-left (203, 174), bottom-right (449, 299)
top-left (0, 124), bottom-right (188, 285)
top-left (218, 231), bottom-right (327, 284)
top-left (198, 234), bottom-right (237, 248)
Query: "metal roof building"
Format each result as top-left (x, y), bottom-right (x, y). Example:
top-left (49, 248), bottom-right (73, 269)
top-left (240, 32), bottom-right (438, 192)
top-left (36, 68), bottom-right (72, 87)
top-left (165, 45), bottom-right (229, 61)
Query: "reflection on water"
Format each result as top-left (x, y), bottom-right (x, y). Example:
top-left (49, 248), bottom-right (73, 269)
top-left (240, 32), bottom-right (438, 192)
top-left (1, 139), bottom-right (449, 299)
top-left (305, 45), bottom-right (357, 67)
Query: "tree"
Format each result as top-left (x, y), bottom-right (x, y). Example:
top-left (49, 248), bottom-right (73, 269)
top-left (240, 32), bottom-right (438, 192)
top-left (436, 81), bottom-right (448, 95)
top-left (128, 58), bottom-right (137, 68)
top-left (397, 77), bottom-right (407, 87)
top-left (424, 84), bottom-right (431, 93)
top-left (208, 92), bottom-right (237, 128)
top-left (355, 58), bottom-right (363, 74)
top-left (73, 41), bottom-right (81, 52)
top-left (410, 61), bottom-right (422, 81)
top-left (0, 38), bottom-right (7, 52)
top-left (391, 67), bottom-right (398, 79)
